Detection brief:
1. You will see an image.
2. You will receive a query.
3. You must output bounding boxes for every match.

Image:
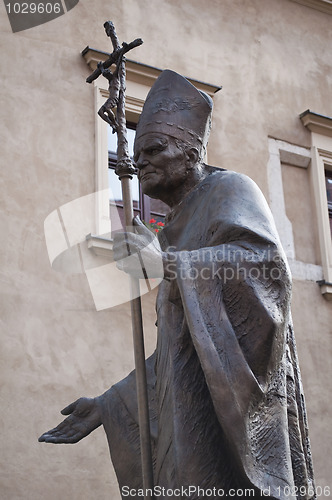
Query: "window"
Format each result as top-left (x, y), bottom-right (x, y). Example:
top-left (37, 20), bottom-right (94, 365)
top-left (107, 123), bottom-right (169, 231)
top-left (82, 47), bottom-right (221, 253)
top-left (325, 170), bottom-right (332, 237)
top-left (300, 109), bottom-right (332, 298)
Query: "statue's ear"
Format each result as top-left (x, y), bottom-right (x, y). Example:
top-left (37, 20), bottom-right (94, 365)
top-left (185, 147), bottom-right (200, 167)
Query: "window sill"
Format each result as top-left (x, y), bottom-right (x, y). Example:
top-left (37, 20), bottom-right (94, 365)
top-left (86, 233), bottom-right (113, 259)
top-left (300, 110), bottom-right (332, 137)
top-left (317, 280), bottom-right (332, 300)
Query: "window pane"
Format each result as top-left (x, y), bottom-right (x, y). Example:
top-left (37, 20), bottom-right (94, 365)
top-left (127, 127), bottom-right (136, 157)
top-left (108, 168), bottom-right (123, 204)
top-left (107, 125), bottom-right (136, 158)
top-left (109, 203), bottom-right (141, 232)
top-left (108, 123), bottom-right (139, 231)
top-left (150, 198), bottom-right (170, 222)
top-left (109, 204), bottom-right (124, 232)
top-left (108, 168), bottom-right (140, 208)
top-left (325, 171), bottom-right (332, 237)
top-left (326, 173), bottom-right (332, 203)
top-left (108, 127), bottom-right (117, 154)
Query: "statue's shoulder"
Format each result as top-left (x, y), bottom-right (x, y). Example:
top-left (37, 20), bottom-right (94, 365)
top-left (204, 166), bottom-right (259, 193)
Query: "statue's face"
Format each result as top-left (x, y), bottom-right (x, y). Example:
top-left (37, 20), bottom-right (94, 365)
top-left (133, 133), bottom-right (189, 200)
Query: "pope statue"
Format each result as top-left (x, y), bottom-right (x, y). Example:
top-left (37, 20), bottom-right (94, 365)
top-left (39, 70), bottom-right (315, 500)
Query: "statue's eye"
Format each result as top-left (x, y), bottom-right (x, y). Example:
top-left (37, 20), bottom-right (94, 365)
top-left (145, 144), bottom-right (165, 156)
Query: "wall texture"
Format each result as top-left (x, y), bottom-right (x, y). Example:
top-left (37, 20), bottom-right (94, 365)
top-left (1, 0), bottom-right (331, 498)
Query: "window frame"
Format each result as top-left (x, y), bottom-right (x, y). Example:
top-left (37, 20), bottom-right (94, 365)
top-left (300, 110), bottom-right (332, 298)
top-left (82, 47), bottom-right (221, 255)
top-left (325, 169), bottom-right (332, 235)
top-left (266, 137), bottom-right (324, 284)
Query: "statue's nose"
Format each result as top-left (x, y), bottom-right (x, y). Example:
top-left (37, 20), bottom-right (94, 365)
top-left (135, 156), bottom-right (149, 170)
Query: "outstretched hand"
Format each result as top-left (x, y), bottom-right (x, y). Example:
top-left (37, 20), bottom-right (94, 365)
top-left (113, 216), bottom-right (165, 279)
top-left (38, 397), bottom-right (102, 444)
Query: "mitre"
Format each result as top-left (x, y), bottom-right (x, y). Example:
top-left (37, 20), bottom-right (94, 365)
top-left (135, 70), bottom-right (213, 151)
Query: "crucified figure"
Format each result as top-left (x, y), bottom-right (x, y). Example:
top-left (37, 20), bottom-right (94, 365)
top-left (86, 22), bottom-right (142, 134)
top-left (97, 49), bottom-right (125, 132)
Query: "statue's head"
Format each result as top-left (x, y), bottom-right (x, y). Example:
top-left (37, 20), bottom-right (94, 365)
top-left (134, 70), bottom-right (213, 162)
top-left (133, 71), bottom-right (213, 204)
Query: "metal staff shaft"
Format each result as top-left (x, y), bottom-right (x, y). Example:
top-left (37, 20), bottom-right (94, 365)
top-left (87, 22), bottom-right (154, 495)
top-left (121, 176), bottom-right (155, 495)
top-left (114, 34), bottom-right (155, 499)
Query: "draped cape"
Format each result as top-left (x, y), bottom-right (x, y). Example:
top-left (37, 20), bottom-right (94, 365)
top-left (99, 169), bottom-right (315, 499)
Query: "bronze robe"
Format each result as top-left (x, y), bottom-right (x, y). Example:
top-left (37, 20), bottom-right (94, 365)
top-left (100, 169), bottom-right (315, 499)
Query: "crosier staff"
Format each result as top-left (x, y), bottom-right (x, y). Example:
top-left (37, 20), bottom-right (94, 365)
top-left (86, 22), bottom-right (154, 499)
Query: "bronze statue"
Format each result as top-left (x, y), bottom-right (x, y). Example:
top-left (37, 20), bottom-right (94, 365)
top-left (39, 70), bottom-right (315, 499)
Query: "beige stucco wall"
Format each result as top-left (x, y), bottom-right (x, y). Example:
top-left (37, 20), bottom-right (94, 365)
top-left (1, 0), bottom-right (331, 498)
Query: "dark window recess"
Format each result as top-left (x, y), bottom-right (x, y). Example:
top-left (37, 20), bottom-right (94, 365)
top-left (325, 170), bottom-right (332, 237)
top-left (108, 123), bottom-right (169, 231)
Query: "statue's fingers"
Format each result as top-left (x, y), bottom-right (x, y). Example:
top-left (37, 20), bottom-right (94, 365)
top-left (116, 259), bottom-right (124, 272)
top-left (61, 399), bottom-right (80, 415)
top-left (113, 243), bottom-right (134, 261)
top-left (113, 235), bottom-right (130, 260)
top-left (40, 434), bottom-right (76, 444)
top-left (114, 231), bottom-right (140, 245)
top-left (38, 416), bottom-right (74, 441)
top-left (113, 232), bottom-right (127, 246)
top-left (133, 215), bottom-right (145, 231)
top-left (56, 433), bottom-right (82, 444)
top-left (38, 431), bottom-right (60, 442)
top-left (45, 426), bottom-right (86, 444)
top-left (42, 436), bottom-right (64, 443)
top-left (38, 425), bottom-right (77, 443)
top-left (133, 216), bottom-right (153, 237)
top-left (38, 424), bottom-right (61, 441)
top-left (38, 433), bottom-right (47, 442)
